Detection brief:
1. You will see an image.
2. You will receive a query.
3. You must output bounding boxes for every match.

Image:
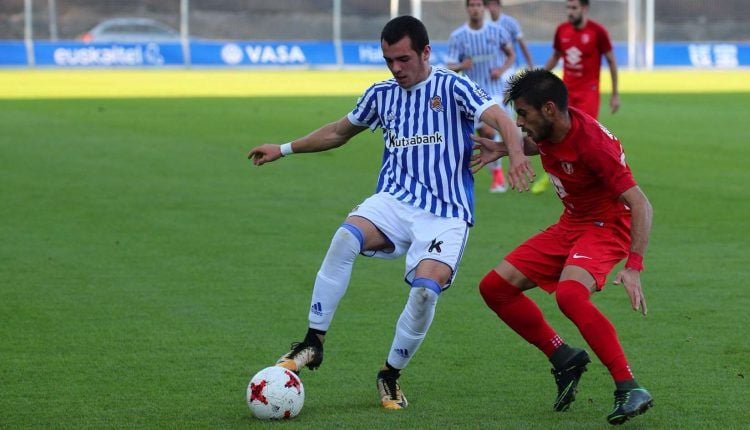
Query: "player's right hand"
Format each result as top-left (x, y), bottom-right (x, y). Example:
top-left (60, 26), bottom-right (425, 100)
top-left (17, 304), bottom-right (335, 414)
top-left (248, 144), bottom-right (283, 166)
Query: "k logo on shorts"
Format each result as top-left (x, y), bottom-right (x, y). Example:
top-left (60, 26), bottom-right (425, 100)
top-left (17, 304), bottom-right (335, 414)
top-left (428, 238), bottom-right (443, 253)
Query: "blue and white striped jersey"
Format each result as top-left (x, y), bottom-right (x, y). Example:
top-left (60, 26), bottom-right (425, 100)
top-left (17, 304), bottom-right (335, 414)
top-left (492, 14), bottom-right (523, 45)
top-left (347, 66), bottom-right (495, 225)
top-left (491, 14), bottom-right (525, 67)
top-left (447, 22), bottom-right (513, 98)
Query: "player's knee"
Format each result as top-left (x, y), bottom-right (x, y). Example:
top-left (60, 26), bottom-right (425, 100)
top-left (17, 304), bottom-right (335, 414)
top-left (555, 280), bottom-right (590, 316)
top-left (331, 224), bottom-right (363, 254)
top-left (411, 278), bottom-right (441, 304)
top-left (479, 270), bottom-right (519, 306)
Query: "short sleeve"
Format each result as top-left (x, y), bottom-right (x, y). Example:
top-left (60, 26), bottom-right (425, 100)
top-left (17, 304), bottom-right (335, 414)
top-left (347, 84), bottom-right (381, 130)
top-left (452, 75), bottom-right (496, 124)
top-left (497, 25), bottom-right (513, 47)
top-left (508, 17), bottom-right (523, 41)
top-left (553, 25), bottom-right (562, 52)
top-left (597, 24), bottom-right (613, 54)
top-left (581, 124), bottom-right (636, 196)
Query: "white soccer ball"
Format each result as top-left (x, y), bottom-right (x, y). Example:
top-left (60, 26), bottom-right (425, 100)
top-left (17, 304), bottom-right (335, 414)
top-left (246, 366), bottom-right (305, 420)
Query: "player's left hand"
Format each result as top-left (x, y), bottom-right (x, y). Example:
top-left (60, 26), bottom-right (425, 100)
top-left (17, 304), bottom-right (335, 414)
top-left (613, 268), bottom-right (647, 316)
top-left (470, 135), bottom-right (505, 174)
top-left (610, 94), bottom-right (621, 114)
top-left (506, 154), bottom-right (535, 192)
top-left (490, 67), bottom-right (502, 80)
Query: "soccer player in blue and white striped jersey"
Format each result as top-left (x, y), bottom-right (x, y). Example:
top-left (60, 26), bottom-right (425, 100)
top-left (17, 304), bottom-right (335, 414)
top-left (447, 0), bottom-right (517, 193)
top-left (249, 15), bottom-right (533, 411)
top-left (486, 0), bottom-right (535, 70)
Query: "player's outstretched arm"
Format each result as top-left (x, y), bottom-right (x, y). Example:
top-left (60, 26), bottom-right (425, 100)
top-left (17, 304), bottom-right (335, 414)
top-left (544, 51), bottom-right (561, 71)
top-left (478, 105), bottom-right (535, 191)
top-left (517, 38), bottom-right (534, 68)
top-left (447, 57), bottom-right (473, 73)
top-left (491, 43), bottom-right (515, 80)
top-left (604, 50), bottom-right (620, 114)
top-left (248, 116), bottom-right (366, 166)
top-left (470, 134), bottom-right (505, 173)
top-left (613, 185), bottom-right (653, 315)
top-left (471, 134), bottom-right (539, 173)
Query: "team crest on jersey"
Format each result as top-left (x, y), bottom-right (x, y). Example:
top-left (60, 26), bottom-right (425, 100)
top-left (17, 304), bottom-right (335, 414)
top-left (561, 161), bottom-right (574, 175)
top-left (384, 111), bottom-right (396, 129)
top-left (581, 34), bottom-right (590, 44)
top-left (430, 95), bottom-right (444, 112)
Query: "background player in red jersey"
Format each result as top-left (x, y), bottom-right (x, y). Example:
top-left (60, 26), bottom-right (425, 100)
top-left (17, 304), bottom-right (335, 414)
top-left (534, 0), bottom-right (620, 194)
top-left (471, 69), bottom-right (653, 425)
top-left (546, 0), bottom-right (619, 118)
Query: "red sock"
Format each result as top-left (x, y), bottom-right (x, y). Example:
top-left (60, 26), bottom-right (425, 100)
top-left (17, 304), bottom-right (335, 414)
top-left (555, 280), bottom-right (634, 382)
top-left (492, 167), bottom-right (505, 185)
top-left (479, 270), bottom-right (562, 357)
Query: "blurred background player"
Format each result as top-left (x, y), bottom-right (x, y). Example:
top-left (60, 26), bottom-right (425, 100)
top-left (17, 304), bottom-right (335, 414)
top-left (249, 16), bottom-right (532, 410)
top-left (486, 0), bottom-right (534, 70)
top-left (472, 69), bottom-right (652, 425)
top-left (485, 0), bottom-right (534, 193)
top-left (447, 0), bottom-right (516, 193)
top-left (533, 0), bottom-right (620, 194)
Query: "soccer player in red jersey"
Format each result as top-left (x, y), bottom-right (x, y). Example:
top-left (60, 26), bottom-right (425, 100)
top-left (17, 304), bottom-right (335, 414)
top-left (534, 0), bottom-right (620, 194)
top-left (471, 69), bottom-right (653, 425)
top-left (546, 0), bottom-right (619, 118)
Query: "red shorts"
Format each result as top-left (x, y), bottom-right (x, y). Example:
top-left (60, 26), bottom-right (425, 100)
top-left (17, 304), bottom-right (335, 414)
top-left (505, 218), bottom-right (630, 293)
top-left (569, 89), bottom-right (600, 119)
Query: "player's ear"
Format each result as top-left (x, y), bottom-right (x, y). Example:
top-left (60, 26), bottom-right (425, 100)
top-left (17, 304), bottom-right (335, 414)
top-left (543, 101), bottom-right (556, 116)
top-left (422, 45), bottom-right (431, 62)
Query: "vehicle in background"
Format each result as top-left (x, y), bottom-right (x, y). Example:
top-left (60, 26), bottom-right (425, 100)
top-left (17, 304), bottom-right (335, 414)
top-left (80, 17), bottom-right (180, 43)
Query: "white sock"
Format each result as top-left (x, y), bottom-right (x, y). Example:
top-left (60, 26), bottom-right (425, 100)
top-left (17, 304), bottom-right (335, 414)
top-left (387, 281), bottom-right (440, 369)
top-left (308, 225), bottom-right (362, 331)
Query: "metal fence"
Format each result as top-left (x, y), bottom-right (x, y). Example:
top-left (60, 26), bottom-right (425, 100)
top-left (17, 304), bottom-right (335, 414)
top-left (1, 0), bottom-right (748, 69)
top-left (2, 0), bottom-right (749, 42)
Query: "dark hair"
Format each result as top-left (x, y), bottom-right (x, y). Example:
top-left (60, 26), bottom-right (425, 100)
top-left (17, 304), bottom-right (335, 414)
top-left (381, 16), bottom-right (430, 53)
top-left (575, 0), bottom-right (590, 6)
top-left (504, 68), bottom-right (568, 111)
top-left (483, 0), bottom-right (501, 5)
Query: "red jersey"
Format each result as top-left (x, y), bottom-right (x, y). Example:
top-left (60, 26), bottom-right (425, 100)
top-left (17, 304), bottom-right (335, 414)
top-left (553, 20), bottom-right (612, 93)
top-left (537, 107), bottom-right (636, 224)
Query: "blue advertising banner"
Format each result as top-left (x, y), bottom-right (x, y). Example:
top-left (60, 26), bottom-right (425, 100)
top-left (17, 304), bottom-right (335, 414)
top-left (340, 41), bottom-right (628, 69)
top-left (34, 42), bottom-right (184, 66)
top-left (654, 42), bottom-right (750, 67)
top-left (2, 40), bottom-right (748, 68)
top-left (0, 41), bottom-right (27, 66)
top-left (190, 41), bottom-right (336, 66)
top-left (341, 41), bottom-right (384, 66)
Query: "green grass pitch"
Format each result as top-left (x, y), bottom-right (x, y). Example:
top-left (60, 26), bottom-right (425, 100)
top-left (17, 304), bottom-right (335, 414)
top-left (0, 70), bottom-right (748, 429)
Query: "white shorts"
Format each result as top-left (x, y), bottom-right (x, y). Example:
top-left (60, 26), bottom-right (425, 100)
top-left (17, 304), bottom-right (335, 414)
top-left (349, 192), bottom-right (470, 288)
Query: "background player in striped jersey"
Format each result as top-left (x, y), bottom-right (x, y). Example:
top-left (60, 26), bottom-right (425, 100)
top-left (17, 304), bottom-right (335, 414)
top-left (472, 69), bottom-right (652, 425)
top-left (248, 16), bottom-right (533, 410)
top-left (486, 0), bottom-right (534, 70)
top-left (534, 0), bottom-right (620, 194)
top-left (447, 0), bottom-right (516, 193)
